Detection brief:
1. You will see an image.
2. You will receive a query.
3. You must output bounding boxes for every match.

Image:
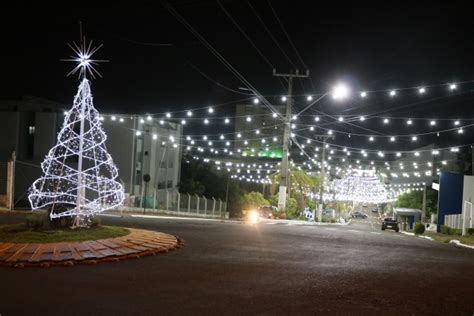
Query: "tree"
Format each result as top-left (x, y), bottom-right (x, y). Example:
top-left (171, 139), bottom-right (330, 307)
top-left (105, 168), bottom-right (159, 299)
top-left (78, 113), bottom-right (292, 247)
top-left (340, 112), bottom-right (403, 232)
top-left (285, 197), bottom-right (299, 218)
top-left (268, 194), bottom-right (278, 207)
top-left (179, 159), bottom-right (226, 199)
top-left (394, 188), bottom-right (438, 216)
top-left (29, 79), bottom-right (124, 227)
top-left (179, 157), bottom-right (245, 217)
top-left (269, 167), bottom-right (320, 209)
top-left (178, 179), bottom-right (205, 196)
top-left (240, 192), bottom-right (269, 210)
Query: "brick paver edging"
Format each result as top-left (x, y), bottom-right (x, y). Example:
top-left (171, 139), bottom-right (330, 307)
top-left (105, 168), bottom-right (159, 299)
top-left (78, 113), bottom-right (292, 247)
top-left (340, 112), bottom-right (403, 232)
top-left (0, 228), bottom-right (183, 268)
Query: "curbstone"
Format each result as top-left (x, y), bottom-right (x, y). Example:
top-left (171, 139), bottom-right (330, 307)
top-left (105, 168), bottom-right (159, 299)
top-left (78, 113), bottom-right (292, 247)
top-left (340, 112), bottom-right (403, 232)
top-left (0, 229), bottom-right (182, 268)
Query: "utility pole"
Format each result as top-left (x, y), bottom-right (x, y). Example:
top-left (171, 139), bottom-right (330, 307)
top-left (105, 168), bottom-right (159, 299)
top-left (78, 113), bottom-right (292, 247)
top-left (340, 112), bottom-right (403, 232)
top-left (471, 145), bottom-right (474, 176)
top-left (273, 69), bottom-right (309, 211)
top-left (315, 135), bottom-right (334, 221)
top-left (422, 185), bottom-right (427, 223)
top-left (225, 173), bottom-right (230, 204)
top-left (319, 141), bottom-right (326, 222)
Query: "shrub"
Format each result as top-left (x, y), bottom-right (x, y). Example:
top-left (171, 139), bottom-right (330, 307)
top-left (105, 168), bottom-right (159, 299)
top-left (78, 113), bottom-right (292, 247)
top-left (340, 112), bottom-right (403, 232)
top-left (26, 212), bottom-right (49, 231)
top-left (440, 225), bottom-right (451, 235)
top-left (467, 228), bottom-right (474, 236)
top-left (50, 215), bottom-right (75, 229)
top-left (414, 222), bottom-right (425, 234)
top-left (268, 195), bottom-right (278, 207)
top-left (451, 228), bottom-right (462, 236)
top-left (321, 216), bottom-right (331, 223)
top-left (440, 225), bottom-right (462, 235)
top-left (90, 216), bottom-right (101, 228)
top-left (285, 197), bottom-right (297, 214)
top-left (48, 204), bottom-right (76, 229)
top-left (241, 192), bottom-right (269, 210)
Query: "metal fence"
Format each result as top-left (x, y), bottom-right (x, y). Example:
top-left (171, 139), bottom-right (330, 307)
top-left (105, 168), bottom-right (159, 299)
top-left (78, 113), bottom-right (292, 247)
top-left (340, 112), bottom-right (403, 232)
top-left (0, 162), bottom-right (7, 207)
top-left (0, 162), bottom-right (7, 195)
top-left (444, 201), bottom-right (473, 235)
top-left (123, 190), bottom-right (228, 219)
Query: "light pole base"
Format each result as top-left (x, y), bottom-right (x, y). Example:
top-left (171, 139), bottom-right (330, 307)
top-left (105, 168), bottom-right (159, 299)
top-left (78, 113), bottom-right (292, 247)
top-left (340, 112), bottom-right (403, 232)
top-left (277, 186), bottom-right (287, 211)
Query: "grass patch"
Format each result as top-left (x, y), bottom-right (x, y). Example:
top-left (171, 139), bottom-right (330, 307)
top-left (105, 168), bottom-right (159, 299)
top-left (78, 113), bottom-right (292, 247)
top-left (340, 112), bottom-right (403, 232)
top-left (0, 224), bottom-right (130, 244)
top-left (425, 232), bottom-right (474, 246)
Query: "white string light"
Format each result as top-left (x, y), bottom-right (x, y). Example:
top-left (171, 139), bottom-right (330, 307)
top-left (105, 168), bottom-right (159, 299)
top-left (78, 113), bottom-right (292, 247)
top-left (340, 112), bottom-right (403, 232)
top-left (29, 79), bottom-right (124, 221)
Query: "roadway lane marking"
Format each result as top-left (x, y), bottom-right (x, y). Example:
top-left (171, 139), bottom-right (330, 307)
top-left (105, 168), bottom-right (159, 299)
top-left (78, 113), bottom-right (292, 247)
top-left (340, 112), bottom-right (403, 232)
top-left (370, 232), bottom-right (381, 235)
top-left (347, 229), bottom-right (360, 233)
top-left (325, 228), bottom-right (336, 231)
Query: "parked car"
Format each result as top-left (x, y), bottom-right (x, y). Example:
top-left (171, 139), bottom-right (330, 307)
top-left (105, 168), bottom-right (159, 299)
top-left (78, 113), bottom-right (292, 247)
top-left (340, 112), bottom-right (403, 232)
top-left (371, 208), bottom-right (379, 213)
top-left (322, 208), bottom-right (334, 216)
top-left (258, 205), bottom-right (276, 219)
top-left (381, 218), bottom-right (399, 232)
top-left (351, 211), bottom-right (368, 219)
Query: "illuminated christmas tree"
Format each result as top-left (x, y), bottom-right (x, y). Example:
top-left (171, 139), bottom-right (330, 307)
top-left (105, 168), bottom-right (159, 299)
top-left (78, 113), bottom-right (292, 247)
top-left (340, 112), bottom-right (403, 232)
top-left (28, 35), bottom-right (124, 227)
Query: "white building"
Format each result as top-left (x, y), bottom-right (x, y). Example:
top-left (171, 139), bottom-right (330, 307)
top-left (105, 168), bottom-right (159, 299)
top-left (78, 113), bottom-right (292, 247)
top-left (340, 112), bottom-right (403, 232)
top-left (0, 96), bottom-right (182, 208)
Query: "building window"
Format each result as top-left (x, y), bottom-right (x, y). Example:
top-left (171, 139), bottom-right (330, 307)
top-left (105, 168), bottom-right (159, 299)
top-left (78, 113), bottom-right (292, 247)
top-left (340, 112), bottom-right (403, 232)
top-left (158, 181), bottom-right (166, 189)
top-left (167, 180), bottom-right (173, 188)
top-left (135, 170), bottom-right (142, 184)
top-left (28, 126), bottom-right (35, 135)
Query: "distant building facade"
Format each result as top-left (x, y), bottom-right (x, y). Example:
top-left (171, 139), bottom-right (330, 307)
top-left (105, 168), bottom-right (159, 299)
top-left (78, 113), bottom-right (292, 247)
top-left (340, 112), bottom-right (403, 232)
top-left (234, 103), bottom-right (285, 159)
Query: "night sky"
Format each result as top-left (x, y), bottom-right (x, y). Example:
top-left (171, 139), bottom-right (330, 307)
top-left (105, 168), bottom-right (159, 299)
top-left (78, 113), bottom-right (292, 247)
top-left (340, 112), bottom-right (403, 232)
top-left (1, 1), bottom-right (474, 155)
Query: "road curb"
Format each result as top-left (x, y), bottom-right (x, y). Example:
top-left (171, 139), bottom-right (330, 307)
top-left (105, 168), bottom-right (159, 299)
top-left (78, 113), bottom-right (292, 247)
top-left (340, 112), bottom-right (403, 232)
top-left (401, 231), bottom-right (434, 241)
top-left (449, 240), bottom-right (474, 249)
top-left (0, 228), bottom-right (181, 268)
top-left (401, 231), bottom-right (474, 249)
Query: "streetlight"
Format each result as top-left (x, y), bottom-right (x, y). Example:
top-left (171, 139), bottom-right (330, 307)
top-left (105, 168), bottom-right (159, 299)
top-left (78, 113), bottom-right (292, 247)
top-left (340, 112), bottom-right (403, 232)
top-left (332, 83), bottom-right (350, 100)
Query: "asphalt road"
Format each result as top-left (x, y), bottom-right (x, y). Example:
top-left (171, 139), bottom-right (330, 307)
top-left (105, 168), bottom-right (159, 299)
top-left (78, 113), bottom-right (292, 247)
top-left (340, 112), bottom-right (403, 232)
top-left (0, 213), bottom-right (473, 315)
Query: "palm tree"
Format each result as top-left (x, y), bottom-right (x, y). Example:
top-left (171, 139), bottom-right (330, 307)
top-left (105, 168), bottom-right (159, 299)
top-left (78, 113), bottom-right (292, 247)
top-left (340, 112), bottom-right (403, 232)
top-left (269, 167), bottom-right (320, 208)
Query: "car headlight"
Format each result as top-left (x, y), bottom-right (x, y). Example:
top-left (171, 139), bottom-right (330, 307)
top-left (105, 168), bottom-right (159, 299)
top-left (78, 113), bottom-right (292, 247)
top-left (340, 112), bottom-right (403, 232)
top-left (249, 211), bottom-right (259, 223)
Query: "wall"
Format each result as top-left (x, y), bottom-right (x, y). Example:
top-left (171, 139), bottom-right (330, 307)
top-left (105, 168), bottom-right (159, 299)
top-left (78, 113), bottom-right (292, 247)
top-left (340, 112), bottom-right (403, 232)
top-left (462, 175), bottom-right (474, 218)
top-left (234, 104), bottom-right (284, 153)
top-left (100, 116), bottom-right (135, 193)
top-left (101, 116), bottom-right (182, 205)
top-left (33, 112), bottom-right (59, 161)
top-left (437, 171), bottom-right (464, 231)
top-left (0, 113), bottom-right (19, 161)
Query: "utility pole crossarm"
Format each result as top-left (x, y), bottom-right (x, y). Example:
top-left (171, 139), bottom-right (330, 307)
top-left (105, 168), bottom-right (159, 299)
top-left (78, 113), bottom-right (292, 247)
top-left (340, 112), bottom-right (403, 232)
top-left (273, 68), bottom-right (310, 78)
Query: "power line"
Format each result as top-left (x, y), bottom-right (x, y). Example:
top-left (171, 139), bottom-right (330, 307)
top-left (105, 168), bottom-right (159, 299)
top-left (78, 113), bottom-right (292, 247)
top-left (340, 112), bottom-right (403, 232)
top-left (247, 1), bottom-right (298, 70)
top-left (216, 0), bottom-right (287, 90)
top-left (217, 0), bottom-right (275, 70)
top-left (163, 1), bottom-right (285, 120)
top-left (185, 61), bottom-right (255, 95)
top-left (267, 0), bottom-right (316, 91)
